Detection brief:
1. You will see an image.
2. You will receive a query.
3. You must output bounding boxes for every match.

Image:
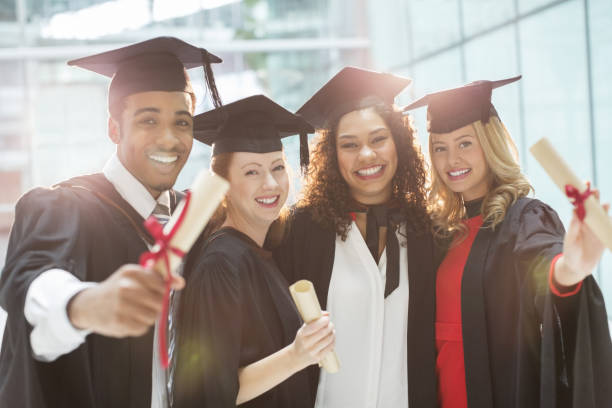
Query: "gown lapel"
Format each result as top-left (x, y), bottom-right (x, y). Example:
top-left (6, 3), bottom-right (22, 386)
top-left (461, 225), bottom-right (496, 408)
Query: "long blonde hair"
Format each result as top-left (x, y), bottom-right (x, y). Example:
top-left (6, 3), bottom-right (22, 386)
top-left (428, 116), bottom-right (533, 241)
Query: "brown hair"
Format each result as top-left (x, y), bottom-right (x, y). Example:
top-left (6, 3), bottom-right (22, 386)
top-left (200, 152), bottom-right (233, 242)
top-left (298, 102), bottom-right (430, 239)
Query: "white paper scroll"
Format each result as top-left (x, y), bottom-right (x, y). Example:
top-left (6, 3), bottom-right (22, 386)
top-left (289, 280), bottom-right (340, 373)
top-left (530, 137), bottom-right (612, 251)
top-left (152, 170), bottom-right (229, 277)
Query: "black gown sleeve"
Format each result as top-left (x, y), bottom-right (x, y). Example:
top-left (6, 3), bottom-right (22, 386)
top-left (172, 252), bottom-right (244, 408)
top-left (0, 187), bottom-right (88, 320)
top-left (513, 200), bottom-right (612, 407)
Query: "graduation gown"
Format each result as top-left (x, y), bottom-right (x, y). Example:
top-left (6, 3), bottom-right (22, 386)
top-left (435, 197), bottom-right (612, 408)
top-left (172, 227), bottom-right (313, 408)
top-left (0, 173), bottom-right (182, 408)
top-left (270, 206), bottom-right (438, 407)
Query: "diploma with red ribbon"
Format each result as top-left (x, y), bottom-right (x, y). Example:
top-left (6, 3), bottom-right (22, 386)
top-left (139, 170), bottom-right (229, 368)
top-left (530, 137), bottom-right (612, 251)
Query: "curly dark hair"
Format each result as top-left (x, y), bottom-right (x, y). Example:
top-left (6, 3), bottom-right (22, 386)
top-left (298, 101), bottom-right (430, 239)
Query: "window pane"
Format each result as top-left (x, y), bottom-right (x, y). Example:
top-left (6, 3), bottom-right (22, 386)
top-left (461, 0), bottom-right (515, 37)
top-left (0, 0), bottom-right (16, 22)
top-left (404, 49), bottom-right (464, 150)
top-left (519, 0), bottom-right (591, 226)
top-left (518, 0), bottom-right (558, 14)
top-left (367, 0), bottom-right (412, 69)
top-left (589, 0), bottom-right (612, 315)
top-left (464, 26), bottom-right (523, 164)
top-left (409, 0), bottom-right (462, 59)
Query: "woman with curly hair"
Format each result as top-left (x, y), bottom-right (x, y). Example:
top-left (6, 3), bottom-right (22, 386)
top-left (404, 76), bottom-right (612, 408)
top-left (269, 67), bottom-right (437, 408)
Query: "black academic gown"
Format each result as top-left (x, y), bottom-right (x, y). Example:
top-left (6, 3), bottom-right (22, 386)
top-left (269, 206), bottom-right (438, 408)
top-left (437, 197), bottom-right (612, 408)
top-left (172, 227), bottom-right (313, 408)
top-left (0, 173), bottom-right (182, 408)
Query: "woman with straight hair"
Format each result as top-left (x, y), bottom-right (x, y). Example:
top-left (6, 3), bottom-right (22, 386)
top-left (172, 95), bottom-right (335, 408)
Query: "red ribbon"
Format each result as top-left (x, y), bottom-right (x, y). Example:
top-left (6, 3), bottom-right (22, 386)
top-left (565, 182), bottom-right (592, 221)
top-left (139, 191), bottom-right (192, 369)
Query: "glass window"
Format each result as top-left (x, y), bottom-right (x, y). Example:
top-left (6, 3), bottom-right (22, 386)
top-left (464, 25), bottom-right (523, 164)
top-left (366, 0), bottom-right (413, 70)
top-left (461, 0), bottom-right (515, 37)
top-left (519, 0), bottom-right (591, 227)
top-left (408, 0), bottom-right (462, 59)
top-left (518, 0), bottom-right (558, 15)
top-left (0, 0), bottom-right (16, 22)
top-left (589, 0), bottom-right (612, 314)
top-left (403, 48), bottom-right (464, 152)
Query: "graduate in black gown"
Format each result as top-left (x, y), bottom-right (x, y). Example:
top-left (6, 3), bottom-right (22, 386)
top-left (172, 95), bottom-right (335, 408)
top-left (0, 37), bottom-right (222, 407)
top-left (403, 76), bottom-right (612, 408)
top-left (267, 67), bottom-right (437, 407)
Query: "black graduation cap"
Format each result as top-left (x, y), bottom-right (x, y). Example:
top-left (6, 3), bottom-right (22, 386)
top-left (194, 95), bottom-right (314, 169)
top-left (297, 66), bottom-right (412, 129)
top-left (68, 36), bottom-right (223, 111)
top-left (402, 75), bottom-right (521, 133)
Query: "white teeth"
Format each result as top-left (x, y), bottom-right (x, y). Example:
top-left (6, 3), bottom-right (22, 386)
top-left (149, 154), bottom-right (178, 164)
top-left (449, 169), bottom-right (470, 177)
top-left (256, 196), bottom-right (278, 205)
top-left (357, 165), bottom-right (383, 176)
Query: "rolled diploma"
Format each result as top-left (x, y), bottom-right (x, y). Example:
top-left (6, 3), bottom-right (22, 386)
top-left (530, 137), bottom-right (612, 251)
top-left (151, 170), bottom-right (229, 277)
top-left (289, 280), bottom-right (340, 373)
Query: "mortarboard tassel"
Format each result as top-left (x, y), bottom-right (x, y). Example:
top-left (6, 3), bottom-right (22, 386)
top-left (299, 132), bottom-right (309, 173)
top-left (202, 51), bottom-right (223, 109)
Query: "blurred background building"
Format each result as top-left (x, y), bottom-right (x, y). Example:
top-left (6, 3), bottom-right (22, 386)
top-left (1, 0), bottom-right (611, 340)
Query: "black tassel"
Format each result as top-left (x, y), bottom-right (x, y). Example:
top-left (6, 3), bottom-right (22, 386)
top-left (299, 132), bottom-right (309, 174)
top-left (202, 51), bottom-right (223, 109)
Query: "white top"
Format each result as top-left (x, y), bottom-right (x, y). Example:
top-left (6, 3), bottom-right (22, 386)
top-left (315, 222), bottom-right (409, 408)
top-left (23, 153), bottom-right (170, 362)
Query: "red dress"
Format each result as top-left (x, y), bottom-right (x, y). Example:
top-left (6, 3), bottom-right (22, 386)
top-left (435, 214), bottom-right (581, 408)
top-left (435, 215), bottom-right (483, 408)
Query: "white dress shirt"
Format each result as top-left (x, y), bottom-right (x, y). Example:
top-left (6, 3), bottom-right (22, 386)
top-left (24, 153), bottom-right (170, 362)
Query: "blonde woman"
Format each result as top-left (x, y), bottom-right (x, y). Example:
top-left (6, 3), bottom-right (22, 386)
top-left (404, 76), bottom-right (612, 408)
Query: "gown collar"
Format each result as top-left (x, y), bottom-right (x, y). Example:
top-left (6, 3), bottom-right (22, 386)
top-left (464, 197), bottom-right (484, 219)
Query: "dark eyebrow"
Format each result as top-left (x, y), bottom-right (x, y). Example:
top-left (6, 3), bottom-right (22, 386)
top-left (369, 127), bottom-right (389, 136)
top-left (133, 107), bottom-right (160, 117)
top-left (338, 134), bottom-right (358, 140)
top-left (241, 162), bottom-right (262, 169)
top-left (175, 110), bottom-right (192, 118)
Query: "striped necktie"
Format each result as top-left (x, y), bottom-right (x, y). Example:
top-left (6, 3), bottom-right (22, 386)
top-left (151, 202), bottom-right (171, 226)
top-left (150, 199), bottom-right (174, 407)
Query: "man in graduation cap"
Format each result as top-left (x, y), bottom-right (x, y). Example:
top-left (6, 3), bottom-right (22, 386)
top-left (404, 76), bottom-right (612, 408)
top-left (0, 36), bottom-right (222, 407)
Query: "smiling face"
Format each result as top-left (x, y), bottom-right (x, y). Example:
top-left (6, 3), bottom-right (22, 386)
top-left (225, 151), bottom-right (289, 228)
top-left (335, 107), bottom-right (398, 205)
top-left (430, 123), bottom-right (490, 201)
top-left (109, 91), bottom-right (194, 198)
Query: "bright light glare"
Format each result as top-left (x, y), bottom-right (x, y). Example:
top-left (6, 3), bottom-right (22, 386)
top-left (42, 0), bottom-right (150, 40)
top-left (42, 0), bottom-right (240, 40)
top-left (153, 0), bottom-right (239, 21)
